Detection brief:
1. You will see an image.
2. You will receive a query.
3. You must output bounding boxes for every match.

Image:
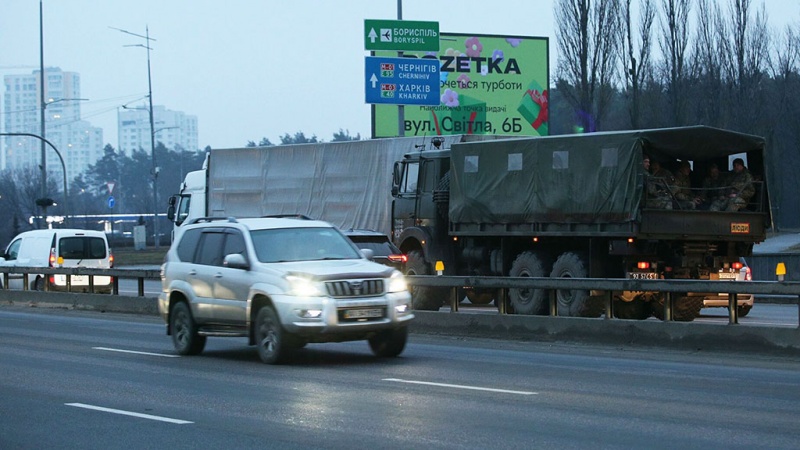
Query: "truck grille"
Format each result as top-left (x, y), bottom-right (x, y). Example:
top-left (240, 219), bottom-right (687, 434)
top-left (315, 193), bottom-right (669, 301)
top-left (325, 279), bottom-right (384, 298)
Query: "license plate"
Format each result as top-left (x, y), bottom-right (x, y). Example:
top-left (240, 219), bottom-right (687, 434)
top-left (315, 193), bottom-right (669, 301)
top-left (718, 272), bottom-right (737, 280)
top-left (56, 274), bottom-right (89, 285)
top-left (629, 272), bottom-right (658, 280)
top-left (343, 308), bottom-right (383, 319)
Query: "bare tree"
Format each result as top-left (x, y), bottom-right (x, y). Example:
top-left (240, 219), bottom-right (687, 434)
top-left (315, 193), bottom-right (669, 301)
top-left (621, 0), bottom-right (656, 128)
top-left (555, 0), bottom-right (622, 131)
top-left (658, 0), bottom-right (692, 125)
top-left (719, 0), bottom-right (770, 129)
top-left (690, 0), bottom-right (725, 125)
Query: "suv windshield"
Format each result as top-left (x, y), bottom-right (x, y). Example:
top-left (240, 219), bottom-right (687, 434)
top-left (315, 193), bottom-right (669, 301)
top-left (250, 227), bottom-right (361, 263)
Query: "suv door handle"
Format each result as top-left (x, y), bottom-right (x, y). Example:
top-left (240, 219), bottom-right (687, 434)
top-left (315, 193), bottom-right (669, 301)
top-left (214, 273), bottom-right (223, 278)
top-left (188, 270), bottom-right (197, 276)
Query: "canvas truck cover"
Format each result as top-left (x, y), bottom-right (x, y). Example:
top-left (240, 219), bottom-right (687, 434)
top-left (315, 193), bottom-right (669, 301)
top-left (449, 126), bottom-right (767, 225)
top-left (207, 135), bottom-right (497, 235)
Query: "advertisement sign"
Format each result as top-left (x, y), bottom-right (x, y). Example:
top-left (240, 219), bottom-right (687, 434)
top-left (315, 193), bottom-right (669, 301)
top-left (372, 33), bottom-right (549, 138)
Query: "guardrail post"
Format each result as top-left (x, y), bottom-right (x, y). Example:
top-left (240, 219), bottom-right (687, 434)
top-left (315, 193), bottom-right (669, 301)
top-left (112, 277), bottom-right (119, 295)
top-left (138, 277), bottom-right (145, 297)
top-left (664, 292), bottom-right (673, 321)
top-left (605, 291), bottom-right (613, 320)
top-left (549, 289), bottom-right (557, 316)
top-left (727, 292), bottom-right (739, 325)
top-left (89, 275), bottom-right (95, 294)
top-left (497, 288), bottom-right (507, 314)
top-left (450, 287), bottom-right (459, 312)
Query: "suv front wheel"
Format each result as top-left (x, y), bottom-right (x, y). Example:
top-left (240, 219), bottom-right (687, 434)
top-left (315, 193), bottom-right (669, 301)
top-left (170, 302), bottom-right (207, 355)
top-left (368, 327), bottom-right (408, 357)
top-left (255, 307), bottom-right (289, 364)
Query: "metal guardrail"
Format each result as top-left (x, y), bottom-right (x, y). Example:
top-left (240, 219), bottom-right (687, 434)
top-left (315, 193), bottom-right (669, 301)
top-left (0, 267), bottom-right (160, 297)
top-left (2, 267), bottom-right (799, 326)
top-left (407, 275), bottom-right (800, 326)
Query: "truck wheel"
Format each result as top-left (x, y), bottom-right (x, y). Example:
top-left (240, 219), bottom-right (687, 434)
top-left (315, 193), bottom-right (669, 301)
top-left (465, 288), bottom-right (497, 305)
top-left (613, 297), bottom-right (651, 320)
top-left (551, 252), bottom-right (602, 317)
top-left (255, 307), bottom-right (289, 364)
top-left (369, 327), bottom-right (408, 357)
top-left (652, 295), bottom-right (703, 321)
top-left (508, 251), bottom-right (549, 315)
top-left (170, 302), bottom-right (207, 355)
top-left (737, 304), bottom-right (752, 317)
top-left (405, 250), bottom-right (444, 311)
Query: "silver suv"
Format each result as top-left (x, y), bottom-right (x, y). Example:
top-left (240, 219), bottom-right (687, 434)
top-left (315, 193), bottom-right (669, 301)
top-left (159, 217), bottom-right (413, 364)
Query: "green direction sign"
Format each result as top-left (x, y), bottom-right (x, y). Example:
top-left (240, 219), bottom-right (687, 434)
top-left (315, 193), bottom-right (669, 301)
top-left (364, 19), bottom-right (439, 52)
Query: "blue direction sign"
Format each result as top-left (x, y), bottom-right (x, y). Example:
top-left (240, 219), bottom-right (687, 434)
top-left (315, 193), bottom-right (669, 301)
top-left (365, 56), bottom-right (440, 106)
top-left (107, 196), bottom-right (115, 209)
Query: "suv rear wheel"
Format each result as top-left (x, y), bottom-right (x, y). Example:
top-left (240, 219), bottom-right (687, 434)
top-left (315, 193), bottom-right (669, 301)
top-left (170, 302), bottom-right (207, 355)
top-left (255, 307), bottom-right (289, 364)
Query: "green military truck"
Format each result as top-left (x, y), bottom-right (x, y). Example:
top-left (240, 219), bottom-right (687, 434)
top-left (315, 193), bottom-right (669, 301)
top-left (391, 126), bottom-right (770, 321)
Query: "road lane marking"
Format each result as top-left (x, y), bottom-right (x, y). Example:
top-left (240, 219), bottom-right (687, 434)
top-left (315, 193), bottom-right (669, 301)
top-left (383, 378), bottom-right (537, 395)
top-left (93, 347), bottom-right (180, 358)
top-left (65, 403), bottom-right (193, 424)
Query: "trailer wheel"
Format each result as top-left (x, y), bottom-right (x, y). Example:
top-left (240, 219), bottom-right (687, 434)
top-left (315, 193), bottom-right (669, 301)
top-left (737, 304), bottom-right (752, 317)
top-left (652, 295), bottom-right (703, 321)
top-left (612, 296), bottom-right (651, 320)
top-left (551, 252), bottom-right (602, 317)
top-left (405, 250), bottom-right (444, 311)
top-left (508, 251), bottom-right (549, 315)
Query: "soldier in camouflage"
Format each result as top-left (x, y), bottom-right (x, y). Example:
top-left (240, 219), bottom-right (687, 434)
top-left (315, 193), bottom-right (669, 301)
top-left (673, 160), bottom-right (700, 210)
top-left (645, 158), bottom-right (676, 209)
top-left (709, 158), bottom-right (754, 211)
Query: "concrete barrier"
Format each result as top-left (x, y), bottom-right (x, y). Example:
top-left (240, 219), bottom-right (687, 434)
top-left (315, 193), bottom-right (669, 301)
top-left (2, 290), bottom-right (798, 356)
top-left (0, 291), bottom-right (158, 316)
top-left (411, 311), bottom-right (800, 356)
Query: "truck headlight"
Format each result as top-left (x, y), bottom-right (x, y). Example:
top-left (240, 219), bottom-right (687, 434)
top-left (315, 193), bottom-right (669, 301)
top-left (286, 275), bottom-right (325, 297)
top-left (387, 271), bottom-right (408, 293)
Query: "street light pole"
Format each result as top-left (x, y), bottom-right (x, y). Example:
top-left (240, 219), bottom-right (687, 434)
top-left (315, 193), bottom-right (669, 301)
top-left (112, 25), bottom-right (160, 248)
top-left (39, 0), bottom-right (46, 226)
top-left (146, 26), bottom-right (159, 249)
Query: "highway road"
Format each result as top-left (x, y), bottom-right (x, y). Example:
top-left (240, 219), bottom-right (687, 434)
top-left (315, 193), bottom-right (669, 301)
top-left (1, 306), bottom-right (798, 449)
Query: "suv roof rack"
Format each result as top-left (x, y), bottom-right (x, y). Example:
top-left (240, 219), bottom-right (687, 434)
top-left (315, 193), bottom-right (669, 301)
top-left (260, 214), bottom-right (314, 220)
top-left (187, 216), bottom-right (238, 225)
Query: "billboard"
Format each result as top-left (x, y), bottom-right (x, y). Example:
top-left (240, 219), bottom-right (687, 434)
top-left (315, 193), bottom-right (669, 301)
top-left (372, 33), bottom-right (549, 138)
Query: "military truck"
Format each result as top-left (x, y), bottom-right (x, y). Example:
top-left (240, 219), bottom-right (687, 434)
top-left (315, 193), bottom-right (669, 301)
top-left (166, 135), bottom-right (506, 238)
top-left (391, 126), bottom-right (770, 321)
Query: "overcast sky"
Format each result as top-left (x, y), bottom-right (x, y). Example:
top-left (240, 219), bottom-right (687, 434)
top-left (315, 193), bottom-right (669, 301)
top-left (1, 1), bottom-right (797, 150)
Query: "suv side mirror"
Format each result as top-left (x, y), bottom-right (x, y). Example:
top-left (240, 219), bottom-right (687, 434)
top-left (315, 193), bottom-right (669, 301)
top-left (360, 248), bottom-right (375, 260)
top-left (167, 205), bottom-right (176, 221)
top-left (223, 253), bottom-right (249, 270)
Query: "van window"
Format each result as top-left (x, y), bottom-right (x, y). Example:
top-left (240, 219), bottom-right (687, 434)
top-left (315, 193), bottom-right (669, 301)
top-left (59, 237), bottom-right (107, 259)
top-left (5, 239), bottom-right (21, 260)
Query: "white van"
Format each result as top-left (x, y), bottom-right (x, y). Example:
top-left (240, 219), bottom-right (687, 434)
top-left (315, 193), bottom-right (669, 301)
top-left (0, 229), bottom-right (114, 293)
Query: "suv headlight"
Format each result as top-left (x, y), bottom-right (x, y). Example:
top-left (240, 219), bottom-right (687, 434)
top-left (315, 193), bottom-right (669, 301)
top-left (387, 270), bottom-right (408, 293)
top-left (286, 275), bottom-right (325, 297)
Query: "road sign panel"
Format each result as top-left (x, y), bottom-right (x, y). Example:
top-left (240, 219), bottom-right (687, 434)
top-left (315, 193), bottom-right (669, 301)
top-left (365, 56), bottom-right (440, 106)
top-left (107, 196), bottom-right (115, 209)
top-left (364, 19), bottom-right (439, 52)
